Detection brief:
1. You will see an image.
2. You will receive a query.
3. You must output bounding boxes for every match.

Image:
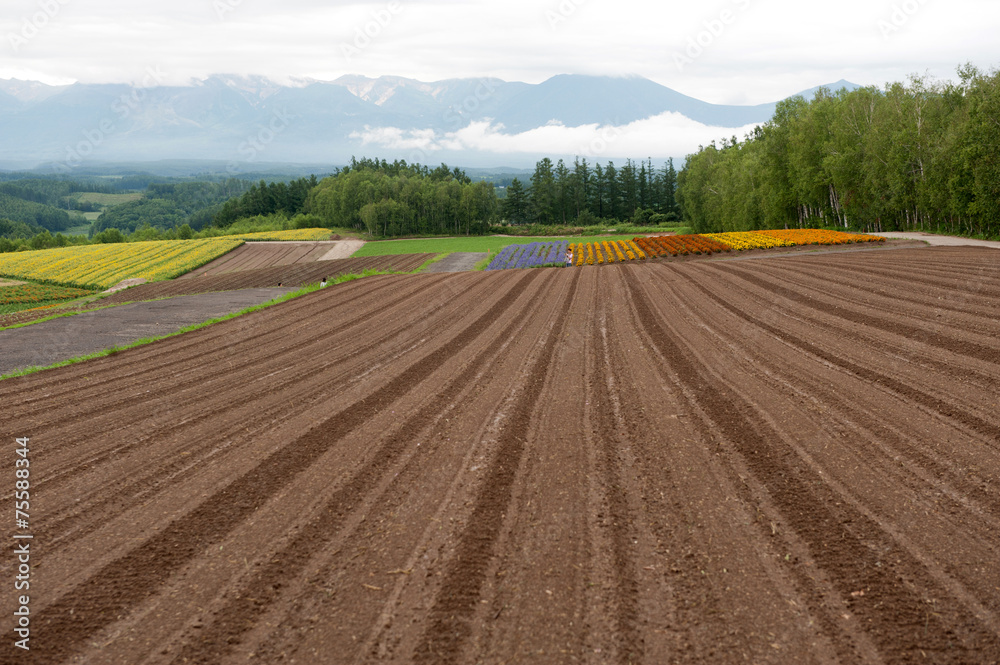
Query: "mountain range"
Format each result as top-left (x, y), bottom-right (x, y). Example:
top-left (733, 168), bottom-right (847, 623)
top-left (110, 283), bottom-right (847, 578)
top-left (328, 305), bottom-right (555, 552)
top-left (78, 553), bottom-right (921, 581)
top-left (0, 74), bottom-right (859, 172)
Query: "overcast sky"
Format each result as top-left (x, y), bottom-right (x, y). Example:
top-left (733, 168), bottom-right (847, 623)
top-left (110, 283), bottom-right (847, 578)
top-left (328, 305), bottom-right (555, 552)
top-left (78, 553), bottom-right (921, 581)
top-left (2, 0), bottom-right (998, 104)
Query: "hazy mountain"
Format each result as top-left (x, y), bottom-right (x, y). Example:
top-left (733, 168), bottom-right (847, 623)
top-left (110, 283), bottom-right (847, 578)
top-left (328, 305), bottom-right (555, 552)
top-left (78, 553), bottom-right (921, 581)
top-left (0, 74), bottom-right (860, 171)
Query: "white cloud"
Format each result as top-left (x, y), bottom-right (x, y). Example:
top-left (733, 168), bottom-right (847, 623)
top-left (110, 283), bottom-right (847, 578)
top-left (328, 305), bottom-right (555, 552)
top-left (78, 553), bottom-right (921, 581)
top-left (0, 0), bottom-right (997, 102)
top-left (351, 113), bottom-right (759, 160)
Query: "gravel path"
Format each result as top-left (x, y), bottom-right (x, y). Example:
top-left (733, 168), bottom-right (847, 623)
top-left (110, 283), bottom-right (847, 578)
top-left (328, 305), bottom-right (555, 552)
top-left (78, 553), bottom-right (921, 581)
top-left (423, 252), bottom-right (488, 272)
top-left (873, 231), bottom-right (1000, 248)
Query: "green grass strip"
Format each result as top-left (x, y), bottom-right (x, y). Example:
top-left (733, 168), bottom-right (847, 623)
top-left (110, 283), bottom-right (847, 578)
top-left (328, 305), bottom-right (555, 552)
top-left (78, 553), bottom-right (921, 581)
top-left (352, 235), bottom-right (648, 257)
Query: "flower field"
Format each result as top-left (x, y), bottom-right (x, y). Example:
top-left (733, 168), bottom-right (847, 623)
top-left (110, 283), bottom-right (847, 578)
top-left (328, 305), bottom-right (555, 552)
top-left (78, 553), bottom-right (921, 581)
top-left (756, 229), bottom-right (885, 245)
top-left (635, 234), bottom-right (732, 257)
top-left (701, 231), bottom-right (794, 250)
top-left (234, 229), bottom-right (333, 241)
top-left (0, 283), bottom-right (94, 314)
top-left (568, 240), bottom-right (647, 266)
top-left (483, 230), bottom-right (889, 271)
top-left (486, 241), bottom-right (570, 270)
top-left (0, 238), bottom-right (244, 289)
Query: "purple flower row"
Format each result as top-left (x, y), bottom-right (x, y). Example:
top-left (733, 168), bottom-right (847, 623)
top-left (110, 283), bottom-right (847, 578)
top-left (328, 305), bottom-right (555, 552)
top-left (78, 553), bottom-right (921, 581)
top-left (485, 241), bottom-right (571, 271)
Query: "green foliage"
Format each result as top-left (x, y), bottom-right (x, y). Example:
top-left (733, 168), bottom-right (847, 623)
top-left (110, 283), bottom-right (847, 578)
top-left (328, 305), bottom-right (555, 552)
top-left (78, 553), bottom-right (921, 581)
top-left (352, 234), bottom-right (644, 257)
top-left (0, 193), bottom-right (72, 232)
top-left (92, 228), bottom-right (127, 244)
top-left (0, 218), bottom-right (44, 240)
top-left (514, 157), bottom-right (679, 227)
top-left (214, 176), bottom-right (317, 227)
top-left (93, 200), bottom-right (187, 234)
top-left (307, 160), bottom-right (496, 237)
top-left (90, 179), bottom-right (253, 235)
top-left (676, 67), bottom-right (1000, 237)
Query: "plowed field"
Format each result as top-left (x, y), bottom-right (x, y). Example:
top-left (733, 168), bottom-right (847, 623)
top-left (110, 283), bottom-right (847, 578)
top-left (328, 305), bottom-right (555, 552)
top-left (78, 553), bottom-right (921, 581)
top-left (99, 253), bottom-right (434, 305)
top-left (2, 246), bottom-right (998, 664)
top-left (179, 241), bottom-right (353, 277)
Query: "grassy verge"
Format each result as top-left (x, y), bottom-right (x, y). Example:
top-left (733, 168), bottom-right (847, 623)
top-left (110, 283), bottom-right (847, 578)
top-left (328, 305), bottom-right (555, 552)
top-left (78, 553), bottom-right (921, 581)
top-left (473, 254), bottom-right (493, 271)
top-left (414, 253), bottom-right (450, 272)
top-left (353, 234), bottom-right (651, 257)
top-left (488, 223), bottom-right (688, 237)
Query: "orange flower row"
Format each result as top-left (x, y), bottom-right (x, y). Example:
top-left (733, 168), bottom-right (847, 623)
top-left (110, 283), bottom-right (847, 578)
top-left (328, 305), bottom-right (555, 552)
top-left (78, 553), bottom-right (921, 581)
top-left (635, 234), bottom-right (732, 257)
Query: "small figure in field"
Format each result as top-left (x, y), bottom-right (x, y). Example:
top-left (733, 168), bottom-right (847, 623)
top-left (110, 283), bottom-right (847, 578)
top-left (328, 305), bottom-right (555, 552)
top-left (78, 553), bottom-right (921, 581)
top-left (320, 277), bottom-right (328, 288)
top-left (565, 247), bottom-right (574, 267)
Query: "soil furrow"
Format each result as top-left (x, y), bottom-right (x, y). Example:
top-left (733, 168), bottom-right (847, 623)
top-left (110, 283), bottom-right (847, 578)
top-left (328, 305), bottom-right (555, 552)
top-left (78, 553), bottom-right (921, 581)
top-left (713, 263), bottom-right (1000, 365)
top-left (28, 274), bottom-right (496, 553)
top-left (21, 270), bottom-right (541, 664)
top-left (684, 269), bottom-right (1000, 447)
top-left (412, 270), bottom-right (580, 664)
top-left (587, 302), bottom-right (642, 663)
top-left (164, 270), bottom-right (560, 664)
top-left (622, 267), bottom-right (1000, 664)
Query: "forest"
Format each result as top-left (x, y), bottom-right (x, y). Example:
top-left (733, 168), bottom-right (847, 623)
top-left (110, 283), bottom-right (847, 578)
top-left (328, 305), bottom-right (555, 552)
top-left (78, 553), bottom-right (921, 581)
top-left (305, 158), bottom-right (497, 236)
top-left (303, 157), bottom-right (681, 237)
top-left (502, 157), bottom-right (680, 227)
top-left (677, 65), bottom-right (1000, 237)
top-left (91, 180), bottom-right (254, 234)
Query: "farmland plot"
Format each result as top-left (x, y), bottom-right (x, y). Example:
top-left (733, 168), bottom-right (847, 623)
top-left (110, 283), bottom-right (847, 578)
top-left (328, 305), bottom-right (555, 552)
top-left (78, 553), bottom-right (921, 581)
top-left (1, 246), bottom-right (998, 664)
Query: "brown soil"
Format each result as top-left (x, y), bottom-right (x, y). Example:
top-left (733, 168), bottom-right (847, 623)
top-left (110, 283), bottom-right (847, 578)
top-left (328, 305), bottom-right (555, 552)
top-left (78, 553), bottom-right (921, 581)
top-left (99, 254), bottom-right (433, 306)
top-left (1, 245), bottom-right (998, 664)
top-left (180, 241), bottom-right (355, 278)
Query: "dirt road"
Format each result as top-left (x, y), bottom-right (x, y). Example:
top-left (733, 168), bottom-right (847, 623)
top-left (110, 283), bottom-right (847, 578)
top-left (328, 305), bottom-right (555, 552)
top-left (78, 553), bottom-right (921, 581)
top-left (1, 246), bottom-right (998, 664)
top-left (874, 231), bottom-right (1000, 249)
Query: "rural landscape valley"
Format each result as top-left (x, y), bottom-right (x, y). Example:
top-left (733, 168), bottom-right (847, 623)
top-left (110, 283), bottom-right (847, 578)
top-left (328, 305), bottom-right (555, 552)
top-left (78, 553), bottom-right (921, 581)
top-left (3, 0), bottom-right (1000, 662)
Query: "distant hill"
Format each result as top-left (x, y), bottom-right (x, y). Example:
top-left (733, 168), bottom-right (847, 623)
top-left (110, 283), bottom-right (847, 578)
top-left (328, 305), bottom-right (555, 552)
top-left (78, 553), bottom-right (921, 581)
top-left (0, 74), bottom-right (861, 170)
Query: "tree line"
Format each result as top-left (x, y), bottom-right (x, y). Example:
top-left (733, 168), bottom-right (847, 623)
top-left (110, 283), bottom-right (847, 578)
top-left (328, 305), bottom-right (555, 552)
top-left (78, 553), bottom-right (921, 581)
top-left (213, 176), bottom-right (317, 227)
top-left (503, 157), bottom-right (680, 227)
top-left (676, 65), bottom-right (1000, 237)
top-left (306, 158), bottom-right (497, 236)
top-left (93, 179), bottom-right (255, 235)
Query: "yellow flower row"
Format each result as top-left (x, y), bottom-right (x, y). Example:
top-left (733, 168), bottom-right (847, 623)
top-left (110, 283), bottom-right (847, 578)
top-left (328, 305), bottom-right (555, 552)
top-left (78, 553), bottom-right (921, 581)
top-left (756, 229), bottom-right (885, 245)
top-left (234, 228), bottom-right (333, 241)
top-left (702, 231), bottom-right (794, 250)
top-left (0, 238), bottom-right (244, 289)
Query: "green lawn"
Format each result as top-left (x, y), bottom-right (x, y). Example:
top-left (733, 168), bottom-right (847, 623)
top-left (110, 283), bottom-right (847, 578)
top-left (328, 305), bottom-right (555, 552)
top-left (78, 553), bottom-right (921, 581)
top-left (71, 192), bottom-right (143, 206)
top-left (64, 222), bottom-right (94, 235)
top-left (352, 234), bottom-right (651, 257)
